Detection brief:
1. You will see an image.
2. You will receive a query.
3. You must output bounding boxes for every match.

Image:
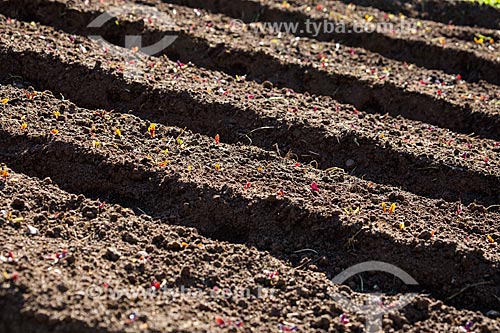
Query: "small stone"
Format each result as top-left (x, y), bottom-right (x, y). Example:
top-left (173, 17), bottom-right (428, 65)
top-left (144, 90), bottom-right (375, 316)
top-left (27, 225), bottom-right (38, 235)
top-left (11, 198), bottom-right (25, 210)
top-left (486, 310), bottom-right (500, 318)
top-left (57, 283), bottom-right (69, 293)
top-left (262, 81), bottom-right (274, 90)
top-left (297, 286), bottom-right (310, 297)
top-left (431, 300), bottom-right (443, 310)
top-left (166, 241), bottom-right (182, 251)
top-left (180, 266), bottom-right (190, 278)
top-left (318, 256), bottom-right (329, 266)
top-left (418, 231), bottom-right (432, 240)
top-left (468, 203), bottom-right (487, 214)
top-left (82, 206), bottom-right (97, 219)
top-left (312, 315), bottom-right (330, 329)
top-left (415, 298), bottom-right (431, 310)
top-left (270, 306), bottom-right (281, 317)
top-left (105, 247), bottom-right (121, 262)
top-left (65, 255), bottom-right (75, 265)
top-left (122, 232), bottom-right (138, 244)
top-left (345, 159), bottom-right (355, 168)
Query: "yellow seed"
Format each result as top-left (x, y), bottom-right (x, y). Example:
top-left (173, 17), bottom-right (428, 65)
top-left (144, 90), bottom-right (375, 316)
top-left (487, 235), bottom-right (495, 243)
top-left (389, 203), bottom-right (397, 214)
top-left (1, 98), bottom-right (9, 104)
top-left (399, 222), bottom-right (405, 230)
top-left (54, 111), bottom-right (60, 119)
top-left (20, 123), bottom-right (27, 130)
top-left (148, 123), bottom-right (156, 137)
top-left (115, 128), bottom-right (122, 137)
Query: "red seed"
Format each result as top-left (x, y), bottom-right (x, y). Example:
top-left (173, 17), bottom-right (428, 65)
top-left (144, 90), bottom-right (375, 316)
top-left (151, 281), bottom-right (161, 290)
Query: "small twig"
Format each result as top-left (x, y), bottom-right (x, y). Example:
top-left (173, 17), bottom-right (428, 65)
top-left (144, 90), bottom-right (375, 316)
top-left (346, 228), bottom-right (366, 249)
top-left (243, 126), bottom-right (275, 136)
top-left (325, 167), bottom-right (344, 173)
top-left (293, 248), bottom-right (319, 255)
top-left (486, 205), bottom-right (500, 211)
top-left (176, 127), bottom-right (186, 141)
top-left (274, 143), bottom-right (281, 157)
top-left (446, 281), bottom-right (492, 301)
top-left (294, 258), bottom-right (311, 270)
top-left (308, 160), bottom-right (319, 170)
top-left (243, 134), bottom-right (252, 145)
top-left (294, 256), bottom-right (322, 271)
top-left (136, 207), bottom-right (147, 216)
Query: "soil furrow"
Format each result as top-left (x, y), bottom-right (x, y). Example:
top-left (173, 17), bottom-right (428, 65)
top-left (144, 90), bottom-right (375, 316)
top-left (0, 84), bottom-right (499, 313)
top-left (2, 170), bottom-right (499, 332)
top-left (160, 0), bottom-right (500, 86)
top-left (2, 1), bottom-right (499, 331)
top-left (335, 0), bottom-right (500, 30)
top-left (2, 0), bottom-right (500, 142)
top-left (1, 17), bottom-right (500, 205)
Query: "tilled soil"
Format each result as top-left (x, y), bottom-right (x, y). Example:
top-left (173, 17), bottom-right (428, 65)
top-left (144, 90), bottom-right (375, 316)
top-left (335, 0), bottom-right (500, 30)
top-left (162, 0), bottom-right (500, 85)
top-left (0, 0), bottom-right (499, 332)
top-left (2, 170), bottom-right (499, 333)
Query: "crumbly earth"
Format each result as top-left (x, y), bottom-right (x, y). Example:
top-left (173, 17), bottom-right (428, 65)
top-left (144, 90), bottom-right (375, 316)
top-left (0, 0), bottom-right (499, 332)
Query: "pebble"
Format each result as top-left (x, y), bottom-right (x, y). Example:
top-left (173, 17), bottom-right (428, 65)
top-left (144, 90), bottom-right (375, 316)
top-left (105, 247), bottom-right (121, 262)
top-left (345, 159), bottom-right (355, 168)
top-left (11, 198), bottom-right (25, 210)
top-left (82, 206), bottom-right (97, 219)
top-left (312, 315), bottom-right (330, 330)
top-left (122, 232), bottom-right (138, 244)
top-left (262, 81), bottom-right (274, 90)
top-left (27, 224), bottom-right (38, 235)
top-left (487, 310), bottom-right (500, 318)
top-left (297, 286), bottom-right (310, 297)
top-left (166, 241), bottom-right (182, 251)
top-left (57, 283), bottom-right (69, 293)
top-left (180, 266), bottom-right (190, 278)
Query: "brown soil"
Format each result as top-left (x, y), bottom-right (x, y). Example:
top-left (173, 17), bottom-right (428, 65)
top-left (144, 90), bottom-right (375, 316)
top-left (335, 0), bottom-right (500, 30)
top-left (0, 0), bottom-right (499, 332)
top-left (160, 0), bottom-right (500, 85)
